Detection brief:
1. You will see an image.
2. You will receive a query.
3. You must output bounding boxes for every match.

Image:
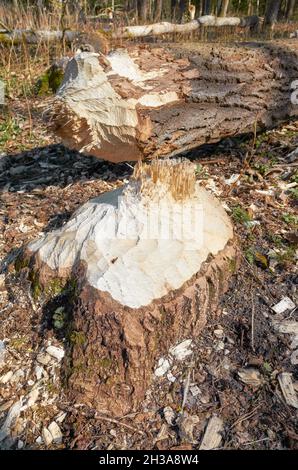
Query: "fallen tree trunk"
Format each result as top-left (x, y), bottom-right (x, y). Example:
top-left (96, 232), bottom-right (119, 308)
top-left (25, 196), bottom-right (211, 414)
top-left (114, 15), bottom-right (260, 38)
top-left (50, 41), bottom-right (298, 163)
top-left (0, 29), bottom-right (81, 44)
top-left (0, 15), bottom-right (260, 44)
top-left (22, 159), bottom-right (239, 416)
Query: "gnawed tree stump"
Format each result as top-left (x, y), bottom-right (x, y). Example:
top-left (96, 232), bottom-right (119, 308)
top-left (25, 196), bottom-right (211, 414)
top-left (23, 160), bottom-right (238, 416)
top-left (49, 41), bottom-right (298, 163)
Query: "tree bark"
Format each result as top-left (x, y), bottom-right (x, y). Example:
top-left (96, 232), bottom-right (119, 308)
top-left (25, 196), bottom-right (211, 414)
top-left (137, 0), bottom-right (148, 22)
top-left (154, 0), bottom-right (163, 21)
top-left (264, 0), bottom-right (281, 28)
top-left (203, 0), bottom-right (212, 15)
top-left (286, 0), bottom-right (296, 20)
top-left (49, 41), bottom-right (298, 163)
top-left (24, 160), bottom-right (238, 416)
top-left (178, 0), bottom-right (188, 22)
top-left (219, 0), bottom-right (229, 17)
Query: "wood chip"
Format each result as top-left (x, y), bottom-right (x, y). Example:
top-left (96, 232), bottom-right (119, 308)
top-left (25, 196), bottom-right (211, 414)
top-left (272, 320), bottom-right (298, 335)
top-left (278, 372), bottom-right (298, 409)
top-left (272, 297), bottom-right (296, 314)
top-left (238, 368), bottom-right (263, 387)
top-left (199, 416), bottom-right (224, 450)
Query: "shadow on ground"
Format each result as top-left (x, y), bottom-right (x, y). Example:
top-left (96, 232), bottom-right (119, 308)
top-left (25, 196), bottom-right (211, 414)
top-left (0, 143), bottom-right (133, 193)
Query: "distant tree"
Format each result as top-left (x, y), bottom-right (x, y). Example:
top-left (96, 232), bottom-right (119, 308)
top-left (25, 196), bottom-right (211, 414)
top-left (219, 0), bottom-right (229, 16)
top-left (178, 0), bottom-right (188, 20)
top-left (137, 0), bottom-right (148, 21)
top-left (154, 0), bottom-right (163, 20)
top-left (264, 0), bottom-right (281, 27)
top-left (286, 0), bottom-right (296, 20)
top-left (203, 0), bottom-right (212, 14)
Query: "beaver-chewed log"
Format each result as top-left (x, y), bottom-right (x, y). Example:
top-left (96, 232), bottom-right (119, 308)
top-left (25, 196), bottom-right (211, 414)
top-left (0, 16), bottom-right (261, 44)
top-left (49, 40), bottom-right (298, 163)
top-left (24, 159), bottom-right (238, 416)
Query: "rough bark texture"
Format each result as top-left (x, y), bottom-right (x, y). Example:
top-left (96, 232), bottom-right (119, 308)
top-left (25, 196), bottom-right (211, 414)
top-left (219, 0), bottom-right (230, 17)
top-left (22, 163), bottom-right (238, 416)
top-left (264, 0), bottom-right (281, 28)
top-left (67, 240), bottom-right (238, 416)
top-left (50, 41), bottom-right (298, 163)
top-left (24, 238), bottom-right (238, 416)
top-left (286, 0), bottom-right (296, 20)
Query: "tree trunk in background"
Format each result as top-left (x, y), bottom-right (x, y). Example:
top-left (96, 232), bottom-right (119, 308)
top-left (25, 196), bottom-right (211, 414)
top-left (198, 0), bottom-right (203, 16)
top-left (154, 0), bottom-right (163, 21)
top-left (264, 0), bottom-right (281, 28)
top-left (256, 0), bottom-right (260, 15)
top-left (219, 0), bottom-right (229, 17)
top-left (171, 0), bottom-right (178, 20)
top-left (203, 0), bottom-right (212, 15)
top-left (177, 0), bottom-right (188, 22)
top-left (286, 0), bottom-right (296, 20)
top-left (137, 0), bottom-right (148, 22)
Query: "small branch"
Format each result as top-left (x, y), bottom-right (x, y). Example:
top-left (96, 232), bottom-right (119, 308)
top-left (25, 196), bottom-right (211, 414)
top-left (251, 289), bottom-right (255, 352)
top-left (181, 368), bottom-right (192, 411)
top-left (94, 413), bottom-right (145, 436)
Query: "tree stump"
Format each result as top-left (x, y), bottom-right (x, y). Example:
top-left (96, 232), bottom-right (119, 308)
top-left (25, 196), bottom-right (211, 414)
top-left (24, 159), bottom-right (238, 416)
top-left (49, 41), bottom-right (298, 163)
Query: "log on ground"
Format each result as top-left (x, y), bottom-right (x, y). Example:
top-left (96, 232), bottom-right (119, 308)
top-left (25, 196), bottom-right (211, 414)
top-left (49, 40), bottom-right (298, 163)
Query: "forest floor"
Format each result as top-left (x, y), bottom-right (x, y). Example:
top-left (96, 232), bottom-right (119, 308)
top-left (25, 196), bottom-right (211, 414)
top-left (0, 41), bottom-right (297, 450)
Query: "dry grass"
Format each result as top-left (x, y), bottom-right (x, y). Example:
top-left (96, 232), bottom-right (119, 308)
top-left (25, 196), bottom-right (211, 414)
top-left (0, 2), bottom-right (81, 31)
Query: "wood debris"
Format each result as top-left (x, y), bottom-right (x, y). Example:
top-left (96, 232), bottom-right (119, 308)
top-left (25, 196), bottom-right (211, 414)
top-left (238, 368), bottom-right (264, 388)
top-left (278, 373), bottom-right (298, 409)
top-left (199, 416), bottom-right (224, 450)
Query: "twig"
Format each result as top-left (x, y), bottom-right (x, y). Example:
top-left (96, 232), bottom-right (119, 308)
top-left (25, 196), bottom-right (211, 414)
top-left (230, 403), bottom-right (262, 429)
top-left (242, 437), bottom-right (270, 446)
top-left (240, 251), bottom-right (275, 302)
top-left (94, 413), bottom-right (145, 436)
top-left (181, 368), bottom-right (191, 411)
top-left (251, 288), bottom-right (255, 352)
top-left (194, 158), bottom-right (225, 165)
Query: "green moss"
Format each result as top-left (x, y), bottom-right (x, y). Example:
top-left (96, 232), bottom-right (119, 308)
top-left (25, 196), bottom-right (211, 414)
top-left (228, 257), bottom-right (237, 273)
top-left (70, 330), bottom-right (86, 346)
top-left (49, 67), bottom-right (64, 93)
top-left (53, 306), bottom-right (66, 330)
top-left (28, 270), bottom-right (42, 300)
top-left (35, 67), bottom-right (64, 96)
top-left (14, 255), bottom-right (29, 272)
top-left (98, 357), bottom-right (113, 369)
top-left (45, 278), bottom-right (64, 297)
